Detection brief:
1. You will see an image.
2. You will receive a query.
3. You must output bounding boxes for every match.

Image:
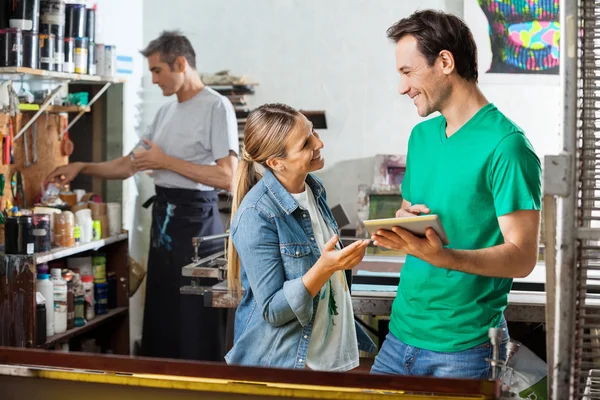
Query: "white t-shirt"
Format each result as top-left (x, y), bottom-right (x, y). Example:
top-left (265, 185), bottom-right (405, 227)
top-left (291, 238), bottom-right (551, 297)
top-left (138, 87), bottom-right (239, 191)
top-left (291, 185), bottom-right (359, 372)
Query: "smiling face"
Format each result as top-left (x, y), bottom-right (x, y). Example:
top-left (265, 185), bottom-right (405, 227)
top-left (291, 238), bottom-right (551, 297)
top-left (276, 115), bottom-right (325, 177)
top-left (395, 35), bottom-right (452, 117)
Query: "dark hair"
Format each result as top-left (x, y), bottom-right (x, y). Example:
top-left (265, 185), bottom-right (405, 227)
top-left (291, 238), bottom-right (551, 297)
top-left (140, 30), bottom-right (197, 70)
top-left (386, 10), bottom-right (478, 83)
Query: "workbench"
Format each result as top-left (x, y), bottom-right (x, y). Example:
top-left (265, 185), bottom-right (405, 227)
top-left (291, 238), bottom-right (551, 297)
top-left (181, 255), bottom-right (550, 324)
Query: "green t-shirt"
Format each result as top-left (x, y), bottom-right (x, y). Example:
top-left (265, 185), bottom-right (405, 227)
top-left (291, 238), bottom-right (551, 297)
top-left (390, 103), bottom-right (542, 352)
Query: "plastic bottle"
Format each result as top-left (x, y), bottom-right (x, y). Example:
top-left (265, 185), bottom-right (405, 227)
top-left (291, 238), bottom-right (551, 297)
top-left (82, 275), bottom-right (95, 321)
top-left (62, 270), bottom-right (74, 329)
top-left (36, 273), bottom-right (54, 337)
top-left (50, 268), bottom-right (68, 334)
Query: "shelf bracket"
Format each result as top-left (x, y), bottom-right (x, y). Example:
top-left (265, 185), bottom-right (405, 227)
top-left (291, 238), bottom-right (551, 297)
top-left (14, 81), bottom-right (70, 142)
top-left (58, 82), bottom-right (112, 140)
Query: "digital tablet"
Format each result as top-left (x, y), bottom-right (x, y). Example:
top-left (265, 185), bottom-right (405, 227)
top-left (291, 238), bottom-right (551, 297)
top-left (362, 214), bottom-right (450, 246)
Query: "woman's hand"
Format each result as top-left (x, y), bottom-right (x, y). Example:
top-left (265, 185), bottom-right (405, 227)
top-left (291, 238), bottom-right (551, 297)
top-left (302, 235), bottom-right (370, 297)
top-left (319, 234), bottom-right (370, 273)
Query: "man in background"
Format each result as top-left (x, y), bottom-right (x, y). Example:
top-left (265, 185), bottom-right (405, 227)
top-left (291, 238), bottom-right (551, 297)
top-left (47, 30), bottom-right (239, 361)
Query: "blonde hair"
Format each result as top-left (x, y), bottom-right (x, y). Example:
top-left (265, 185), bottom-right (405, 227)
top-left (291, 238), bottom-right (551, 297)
top-left (227, 103), bottom-right (302, 296)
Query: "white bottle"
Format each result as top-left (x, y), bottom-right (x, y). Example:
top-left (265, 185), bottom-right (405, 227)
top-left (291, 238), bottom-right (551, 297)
top-left (50, 268), bottom-right (68, 334)
top-left (36, 274), bottom-right (54, 337)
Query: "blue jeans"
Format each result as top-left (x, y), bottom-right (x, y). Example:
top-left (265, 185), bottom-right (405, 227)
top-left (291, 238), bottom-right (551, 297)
top-left (371, 320), bottom-right (509, 379)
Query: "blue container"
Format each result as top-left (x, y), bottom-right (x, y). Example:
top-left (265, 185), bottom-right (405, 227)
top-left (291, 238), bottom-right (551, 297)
top-left (94, 282), bottom-right (108, 315)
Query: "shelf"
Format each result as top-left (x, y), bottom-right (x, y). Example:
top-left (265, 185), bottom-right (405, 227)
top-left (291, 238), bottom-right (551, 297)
top-left (33, 232), bottom-right (129, 264)
top-left (20, 105), bottom-right (91, 113)
top-left (40, 306), bottom-right (128, 348)
top-left (0, 67), bottom-right (125, 84)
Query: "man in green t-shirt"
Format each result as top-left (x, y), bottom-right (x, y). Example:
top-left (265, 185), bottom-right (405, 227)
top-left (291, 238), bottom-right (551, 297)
top-left (369, 10), bottom-right (542, 379)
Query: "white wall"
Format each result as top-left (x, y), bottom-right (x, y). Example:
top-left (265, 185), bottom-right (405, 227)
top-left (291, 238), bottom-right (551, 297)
top-left (93, 0), bottom-right (147, 351)
top-left (141, 0), bottom-right (561, 228)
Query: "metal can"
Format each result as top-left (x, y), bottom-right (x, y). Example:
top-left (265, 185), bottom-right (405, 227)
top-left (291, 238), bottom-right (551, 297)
top-left (39, 33), bottom-right (55, 71)
top-left (87, 40), bottom-right (95, 75)
top-left (103, 44), bottom-right (116, 76)
top-left (94, 42), bottom-right (104, 75)
top-left (53, 32), bottom-right (64, 72)
top-left (63, 37), bottom-right (74, 73)
top-left (22, 30), bottom-right (37, 69)
top-left (1, 28), bottom-right (23, 67)
top-left (73, 36), bottom-right (88, 74)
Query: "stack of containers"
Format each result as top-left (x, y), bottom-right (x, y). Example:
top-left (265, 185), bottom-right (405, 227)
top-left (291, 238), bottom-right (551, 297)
top-left (39, 0), bottom-right (65, 71)
top-left (9, 0), bottom-right (41, 68)
top-left (64, 1), bottom-right (86, 74)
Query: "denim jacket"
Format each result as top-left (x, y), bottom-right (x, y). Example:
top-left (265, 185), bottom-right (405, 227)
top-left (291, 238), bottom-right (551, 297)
top-left (224, 170), bottom-right (376, 369)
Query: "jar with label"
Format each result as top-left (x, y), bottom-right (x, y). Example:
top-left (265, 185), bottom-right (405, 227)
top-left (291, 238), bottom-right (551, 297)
top-left (94, 281), bottom-right (108, 315)
top-left (92, 255), bottom-right (106, 283)
top-left (82, 275), bottom-right (95, 321)
top-left (50, 268), bottom-right (67, 334)
top-left (32, 214), bottom-right (51, 252)
top-left (54, 212), bottom-right (75, 247)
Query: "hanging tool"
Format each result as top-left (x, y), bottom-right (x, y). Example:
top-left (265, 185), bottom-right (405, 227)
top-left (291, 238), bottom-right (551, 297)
top-left (9, 118), bottom-right (14, 164)
top-left (2, 121), bottom-right (9, 165)
top-left (0, 174), bottom-right (5, 224)
top-left (60, 113), bottom-right (74, 156)
top-left (32, 119), bottom-right (38, 164)
top-left (23, 121), bottom-right (30, 168)
top-left (12, 171), bottom-right (25, 209)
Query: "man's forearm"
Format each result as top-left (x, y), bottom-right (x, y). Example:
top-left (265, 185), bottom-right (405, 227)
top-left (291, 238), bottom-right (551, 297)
top-left (80, 156), bottom-right (135, 180)
top-left (163, 156), bottom-right (233, 191)
top-left (436, 243), bottom-right (538, 278)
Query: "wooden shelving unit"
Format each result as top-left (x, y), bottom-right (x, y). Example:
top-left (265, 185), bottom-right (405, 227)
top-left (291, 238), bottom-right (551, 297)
top-left (1, 233), bottom-right (131, 355)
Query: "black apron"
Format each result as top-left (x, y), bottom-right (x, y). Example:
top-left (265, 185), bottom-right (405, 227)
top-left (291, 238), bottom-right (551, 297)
top-left (141, 186), bottom-right (227, 361)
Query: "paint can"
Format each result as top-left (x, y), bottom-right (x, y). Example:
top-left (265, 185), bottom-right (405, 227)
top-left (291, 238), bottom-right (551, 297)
top-left (4, 216), bottom-right (18, 254)
top-left (63, 36), bottom-right (73, 72)
top-left (22, 30), bottom-right (38, 68)
top-left (94, 42), bottom-right (104, 75)
top-left (87, 39), bottom-right (94, 75)
top-left (65, 3), bottom-right (85, 38)
top-left (103, 44), bottom-right (115, 76)
top-left (9, 0), bottom-right (40, 32)
top-left (17, 215), bottom-right (34, 255)
top-left (73, 36), bottom-right (87, 73)
top-left (0, 28), bottom-right (23, 66)
top-left (39, 32), bottom-right (54, 70)
top-left (53, 30), bottom-right (63, 71)
top-left (85, 6), bottom-right (94, 42)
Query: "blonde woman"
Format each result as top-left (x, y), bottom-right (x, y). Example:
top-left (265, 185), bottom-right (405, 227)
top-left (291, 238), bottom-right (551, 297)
top-left (225, 103), bottom-right (375, 370)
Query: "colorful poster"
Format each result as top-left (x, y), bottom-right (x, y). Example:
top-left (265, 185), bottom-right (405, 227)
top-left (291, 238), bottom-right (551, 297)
top-left (466, 0), bottom-right (560, 76)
